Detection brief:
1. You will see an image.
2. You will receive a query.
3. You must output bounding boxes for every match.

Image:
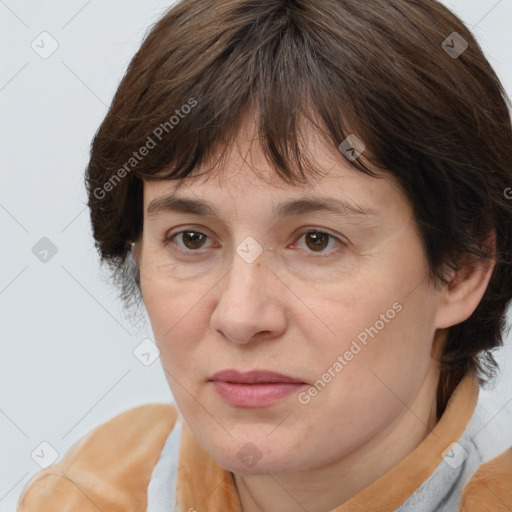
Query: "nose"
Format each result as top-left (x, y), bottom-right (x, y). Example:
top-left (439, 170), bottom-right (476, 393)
top-left (210, 252), bottom-right (288, 345)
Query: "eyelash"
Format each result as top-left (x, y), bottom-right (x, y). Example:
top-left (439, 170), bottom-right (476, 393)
top-left (163, 228), bottom-right (346, 259)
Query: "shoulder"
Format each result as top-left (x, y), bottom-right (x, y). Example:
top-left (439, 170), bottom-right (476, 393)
top-left (459, 447), bottom-right (512, 511)
top-left (17, 403), bottom-right (179, 512)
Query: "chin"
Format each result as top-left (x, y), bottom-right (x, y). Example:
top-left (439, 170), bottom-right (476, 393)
top-left (217, 453), bottom-right (297, 476)
top-left (207, 438), bottom-right (319, 476)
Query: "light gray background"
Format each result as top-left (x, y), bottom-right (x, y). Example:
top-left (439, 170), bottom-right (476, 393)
top-left (1, 1), bottom-right (511, 509)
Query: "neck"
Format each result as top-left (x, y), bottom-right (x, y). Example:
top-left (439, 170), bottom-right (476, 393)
top-left (233, 366), bottom-right (440, 512)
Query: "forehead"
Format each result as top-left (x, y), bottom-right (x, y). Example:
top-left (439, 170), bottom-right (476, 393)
top-left (142, 115), bottom-right (407, 223)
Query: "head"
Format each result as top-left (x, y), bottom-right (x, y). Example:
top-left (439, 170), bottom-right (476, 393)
top-left (86, 0), bottom-right (512, 475)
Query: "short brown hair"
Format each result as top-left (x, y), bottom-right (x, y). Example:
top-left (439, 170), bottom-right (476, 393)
top-left (85, 0), bottom-right (512, 417)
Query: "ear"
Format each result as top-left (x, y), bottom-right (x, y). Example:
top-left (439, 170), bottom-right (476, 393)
top-left (435, 230), bottom-right (496, 329)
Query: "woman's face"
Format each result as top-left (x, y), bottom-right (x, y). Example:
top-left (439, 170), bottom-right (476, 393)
top-left (136, 119), bottom-right (444, 475)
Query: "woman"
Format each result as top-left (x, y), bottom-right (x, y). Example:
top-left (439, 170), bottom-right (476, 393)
top-left (17, 0), bottom-right (512, 510)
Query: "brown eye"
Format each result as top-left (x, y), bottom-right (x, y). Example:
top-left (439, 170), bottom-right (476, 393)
top-left (294, 230), bottom-right (344, 258)
top-left (180, 231), bottom-right (208, 250)
top-left (304, 231), bottom-right (330, 252)
top-left (164, 228), bottom-right (220, 257)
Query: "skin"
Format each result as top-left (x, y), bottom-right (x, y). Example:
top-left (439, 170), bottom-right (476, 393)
top-left (133, 114), bottom-right (495, 512)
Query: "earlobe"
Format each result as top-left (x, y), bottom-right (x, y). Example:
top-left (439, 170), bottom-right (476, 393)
top-left (435, 230), bottom-right (496, 329)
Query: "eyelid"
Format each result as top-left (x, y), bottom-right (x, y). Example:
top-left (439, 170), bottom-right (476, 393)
top-left (296, 227), bottom-right (349, 245)
top-left (165, 226), bottom-right (347, 257)
top-left (291, 228), bottom-right (347, 257)
top-left (165, 228), bottom-right (219, 251)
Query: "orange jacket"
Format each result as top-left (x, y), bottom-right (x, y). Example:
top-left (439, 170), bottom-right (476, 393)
top-left (16, 374), bottom-right (512, 511)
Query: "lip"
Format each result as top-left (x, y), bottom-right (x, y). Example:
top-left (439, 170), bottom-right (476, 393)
top-left (209, 369), bottom-right (307, 408)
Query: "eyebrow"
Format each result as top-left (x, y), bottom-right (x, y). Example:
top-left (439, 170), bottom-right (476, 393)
top-left (147, 195), bottom-right (379, 220)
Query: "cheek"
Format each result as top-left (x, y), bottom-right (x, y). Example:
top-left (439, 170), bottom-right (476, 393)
top-left (140, 278), bottom-right (172, 338)
top-left (299, 247), bottom-right (438, 387)
top-left (303, 277), bottom-right (438, 430)
top-left (140, 271), bottom-right (207, 336)
top-left (292, 266), bottom-right (403, 355)
top-left (140, 277), bottom-right (205, 366)
top-left (141, 280), bottom-right (210, 412)
top-left (289, 285), bottom-right (438, 460)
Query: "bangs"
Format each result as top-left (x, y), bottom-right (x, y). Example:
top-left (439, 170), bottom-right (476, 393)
top-left (115, 1), bottom-right (380, 189)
